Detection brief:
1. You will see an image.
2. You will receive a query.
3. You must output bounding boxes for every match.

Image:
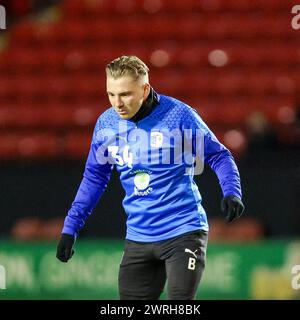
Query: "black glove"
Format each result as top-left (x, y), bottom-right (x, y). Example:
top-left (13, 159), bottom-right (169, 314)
top-left (56, 233), bottom-right (75, 262)
top-left (221, 195), bottom-right (245, 223)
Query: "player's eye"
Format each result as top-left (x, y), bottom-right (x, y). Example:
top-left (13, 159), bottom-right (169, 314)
top-left (121, 92), bottom-right (132, 97)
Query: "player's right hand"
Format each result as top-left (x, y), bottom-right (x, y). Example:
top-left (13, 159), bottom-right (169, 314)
top-left (56, 233), bottom-right (75, 262)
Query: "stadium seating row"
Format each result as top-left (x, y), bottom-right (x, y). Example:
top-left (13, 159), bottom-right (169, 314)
top-left (0, 131), bottom-right (91, 160)
top-left (0, 72), bottom-right (298, 100)
top-left (11, 14), bottom-right (294, 47)
top-left (2, 44), bottom-right (299, 73)
top-left (62, 0), bottom-right (295, 15)
top-left (0, 96), bottom-right (295, 128)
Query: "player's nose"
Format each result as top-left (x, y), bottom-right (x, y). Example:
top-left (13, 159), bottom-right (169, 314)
top-left (115, 96), bottom-right (124, 108)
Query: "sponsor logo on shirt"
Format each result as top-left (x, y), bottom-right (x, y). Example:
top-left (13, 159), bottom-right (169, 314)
top-left (132, 170), bottom-right (153, 196)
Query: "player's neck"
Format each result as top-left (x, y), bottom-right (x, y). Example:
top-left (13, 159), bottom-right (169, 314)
top-left (131, 87), bottom-right (159, 122)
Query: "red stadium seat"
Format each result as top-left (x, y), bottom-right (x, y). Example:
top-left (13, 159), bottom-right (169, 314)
top-left (64, 131), bottom-right (91, 159)
top-left (0, 133), bottom-right (61, 160)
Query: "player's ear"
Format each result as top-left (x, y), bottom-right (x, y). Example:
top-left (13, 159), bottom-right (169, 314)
top-left (143, 83), bottom-right (151, 100)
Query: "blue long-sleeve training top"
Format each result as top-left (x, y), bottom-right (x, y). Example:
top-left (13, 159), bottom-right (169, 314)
top-left (62, 93), bottom-right (242, 242)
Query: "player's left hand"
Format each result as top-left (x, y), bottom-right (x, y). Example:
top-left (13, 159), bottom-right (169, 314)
top-left (221, 195), bottom-right (245, 223)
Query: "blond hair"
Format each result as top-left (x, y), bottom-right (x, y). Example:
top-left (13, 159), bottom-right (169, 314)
top-left (106, 55), bottom-right (149, 81)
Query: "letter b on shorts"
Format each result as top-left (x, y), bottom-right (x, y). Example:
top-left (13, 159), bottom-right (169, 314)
top-left (188, 257), bottom-right (196, 270)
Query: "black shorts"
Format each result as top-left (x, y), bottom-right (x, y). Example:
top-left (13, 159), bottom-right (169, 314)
top-left (118, 230), bottom-right (208, 300)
